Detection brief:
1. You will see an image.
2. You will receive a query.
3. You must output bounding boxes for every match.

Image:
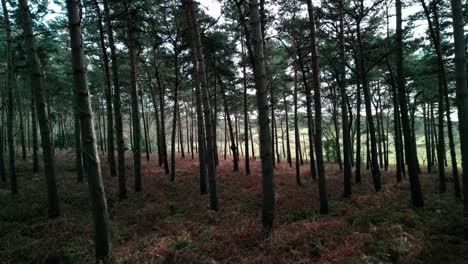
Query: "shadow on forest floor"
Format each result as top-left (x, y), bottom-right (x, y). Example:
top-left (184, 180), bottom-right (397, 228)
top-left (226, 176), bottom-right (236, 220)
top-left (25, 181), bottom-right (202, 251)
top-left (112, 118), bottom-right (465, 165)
top-left (0, 150), bottom-right (467, 263)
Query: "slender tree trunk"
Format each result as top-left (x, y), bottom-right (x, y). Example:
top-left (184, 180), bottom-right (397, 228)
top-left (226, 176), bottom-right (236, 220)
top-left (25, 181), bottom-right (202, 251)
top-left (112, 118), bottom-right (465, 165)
top-left (17, 94), bottom-right (27, 160)
top-left (293, 65), bottom-right (301, 185)
top-left (185, 0), bottom-right (218, 210)
top-left (421, 0), bottom-right (460, 197)
top-left (357, 21), bottom-right (381, 192)
top-left (66, 1), bottom-right (112, 261)
top-left (170, 48), bottom-right (180, 181)
top-left (396, 0), bottom-right (424, 206)
top-left (2, 0), bottom-right (16, 194)
top-left (19, 0), bottom-right (60, 216)
top-left (307, 0), bottom-right (328, 212)
top-left (217, 75), bottom-right (239, 171)
top-left (249, 117), bottom-right (256, 159)
top-left (331, 85), bottom-right (342, 169)
top-left (31, 87), bottom-right (39, 176)
top-left (140, 87), bottom-right (150, 161)
top-left (284, 93), bottom-right (292, 167)
top-left (0, 77), bottom-right (6, 184)
top-left (424, 102), bottom-right (432, 172)
top-left (125, 6), bottom-right (142, 192)
top-left (190, 53), bottom-right (207, 194)
top-left (338, 0), bottom-right (351, 197)
top-left (103, 0), bottom-right (127, 199)
top-left (448, 0), bottom-right (468, 238)
top-left (93, 0), bottom-right (116, 177)
top-left (178, 107), bottom-right (185, 158)
top-left (355, 60), bottom-right (362, 183)
top-left (239, 0), bottom-right (275, 233)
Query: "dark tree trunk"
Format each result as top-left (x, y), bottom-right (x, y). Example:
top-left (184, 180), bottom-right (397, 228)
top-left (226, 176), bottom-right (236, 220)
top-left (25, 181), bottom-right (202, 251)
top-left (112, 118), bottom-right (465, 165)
top-left (178, 106), bottom-right (185, 158)
top-left (355, 58), bottom-right (362, 183)
top-left (170, 48), bottom-right (180, 182)
top-left (0, 77), bottom-right (6, 183)
top-left (19, 0), bottom-right (60, 216)
top-left (239, 0), bottom-right (275, 233)
top-left (103, 0), bottom-right (127, 199)
top-left (154, 55), bottom-right (169, 174)
top-left (357, 21), bottom-right (381, 192)
top-left (2, 0), bottom-right (16, 194)
top-left (396, 0), bottom-right (424, 206)
top-left (421, 0), bottom-right (460, 197)
top-left (17, 94), bottom-right (27, 160)
top-left (337, 0), bottom-right (351, 197)
top-left (66, 1), bottom-right (112, 260)
top-left (331, 84), bottom-right (342, 169)
top-left (217, 74), bottom-right (239, 171)
top-left (185, 0), bottom-right (218, 210)
top-left (190, 53), bottom-right (207, 194)
top-left (140, 87), bottom-right (150, 161)
top-left (284, 93), bottom-right (292, 167)
top-left (448, 0), bottom-right (468, 238)
top-left (307, 0), bottom-right (328, 212)
top-left (93, 0), bottom-right (117, 177)
top-left (31, 86), bottom-right (39, 176)
top-left (242, 33), bottom-right (250, 175)
top-left (125, 5), bottom-right (142, 192)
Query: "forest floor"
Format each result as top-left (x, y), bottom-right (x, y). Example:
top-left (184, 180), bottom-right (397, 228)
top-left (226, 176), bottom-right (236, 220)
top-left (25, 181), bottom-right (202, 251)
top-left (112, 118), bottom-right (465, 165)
top-left (0, 150), bottom-right (467, 264)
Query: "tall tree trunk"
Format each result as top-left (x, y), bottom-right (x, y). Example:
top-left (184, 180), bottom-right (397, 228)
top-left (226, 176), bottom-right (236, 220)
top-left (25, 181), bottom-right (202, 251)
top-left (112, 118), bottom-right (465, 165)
top-left (250, 0), bottom-right (275, 233)
top-left (423, 101), bottom-right (432, 172)
top-left (170, 48), bottom-right (180, 182)
top-left (284, 93), bottom-right (292, 167)
top-left (420, 0), bottom-right (460, 197)
top-left (66, 1), bottom-right (112, 260)
top-left (104, 0), bottom-right (127, 199)
top-left (31, 86), bottom-right (39, 177)
top-left (293, 64), bottom-right (301, 185)
top-left (140, 87), bottom-right (150, 161)
top-left (0, 77), bottom-right (6, 184)
top-left (241, 34), bottom-right (250, 175)
top-left (295, 39), bottom-right (317, 180)
top-left (448, 0), bottom-right (468, 238)
top-left (337, 0), bottom-right (351, 197)
top-left (185, 0), bottom-right (218, 210)
top-left (93, 0), bottom-right (116, 177)
top-left (2, 0), bottom-right (16, 194)
top-left (307, 0), bottom-right (328, 212)
top-left (217, 75), bottom-right (239, 171)
top-left (19, 0), bottom-right (60, 217)
top-left (154, 56), bottom-right (169, 174)
top-left (396, 0), bottom-right (424, 206)
top-left (239, 0), bottom-right (275, 233)
top-left (17, 94), bottom-right (27, 160)
top-left (355, 58), bottom-right (362, 183)
top-left (331, 85), bottom-right (342, 169)
top-left (178, 107), bottom-right (185, 158)
top-left (386, 59), bottom-right (404, 181)
top-left (125, 5), bottom-right (142, 192)
top-left (249, 117), bottom-right (256, 159)
top-left (190, 53), bottom-right (207, 194)
top-left (357, 21), bottom-right (381, 192)
top-left (147, 70), bottom-right (162, 164)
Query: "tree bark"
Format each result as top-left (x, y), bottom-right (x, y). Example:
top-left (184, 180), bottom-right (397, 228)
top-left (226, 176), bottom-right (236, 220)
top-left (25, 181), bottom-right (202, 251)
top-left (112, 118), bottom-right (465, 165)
top-left (103, 0), bottom-right (127, 199)
top-left (396, 0), bottom-right (424, 206)
top-left (66, 1), bottom-right (112, 260)
top-left (307, 0), bottom-right (328, 212)
top-left (449, 0), bottom-right (468, 238)
top-left (93, 0), bottom-right (116, 177)
top-left (217, 74), bottom-right (239, 171)
top-left (2, 0), bottom-right (17, 194)
top-left (19, 0), bottom-right (60, 216)
top-left (184, 0), bottom-right (218, 210)
top-left (125, 4), bottom-right (142, 192)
